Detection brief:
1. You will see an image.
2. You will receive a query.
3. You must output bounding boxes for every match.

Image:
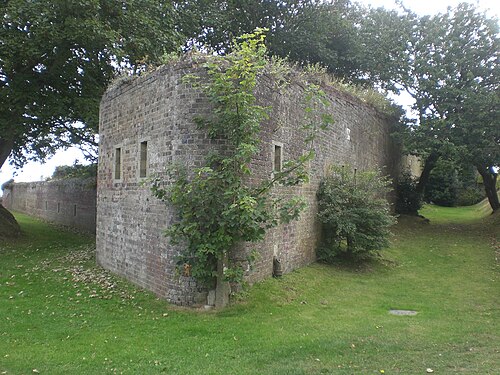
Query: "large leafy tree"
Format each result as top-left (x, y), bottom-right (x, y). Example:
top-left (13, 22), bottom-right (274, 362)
top-left (270, 0), bottom-right (363, 81)
top-left (0, 0), bottom-right (180, 171)
top-left (177, 0), bottom-right (364, 81)
top-left (359, 3), bottom-right (499, 211)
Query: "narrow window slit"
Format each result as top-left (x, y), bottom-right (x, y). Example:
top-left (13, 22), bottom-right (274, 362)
top-left (274, 144), bottom-right (282, 172)
top-left (140, 141), bottom-right (148, 178)
top-left (115, 147), bottom-right (122, 180)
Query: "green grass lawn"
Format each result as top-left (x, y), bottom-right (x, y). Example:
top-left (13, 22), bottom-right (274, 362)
top-left (1, 204), bottom-right (498, 374)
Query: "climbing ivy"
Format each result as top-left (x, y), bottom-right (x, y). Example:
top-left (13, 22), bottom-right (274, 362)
top-left (151, 29), bottom-right (333, 287)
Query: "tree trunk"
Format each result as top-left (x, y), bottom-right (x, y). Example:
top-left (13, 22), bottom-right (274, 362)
top-left (0, 203), bottom-right (21, 239)
top-left (415, 152), bottom-right (439, 197)
top-left (215, 253), bottom-right (230, 308)
top-left (476, 165), bottom-right (500, 212)
top-left (0, 137), bottom-right (14, 172)
top-left (0, 137), bottom-right (20, 238)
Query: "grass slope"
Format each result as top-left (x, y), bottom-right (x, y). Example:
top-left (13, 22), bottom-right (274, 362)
top-left (0, 206), bottom-right (498, 374)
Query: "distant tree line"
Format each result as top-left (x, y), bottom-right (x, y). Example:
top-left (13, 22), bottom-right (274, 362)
top-left (49, 162), bottom-right (97, 181)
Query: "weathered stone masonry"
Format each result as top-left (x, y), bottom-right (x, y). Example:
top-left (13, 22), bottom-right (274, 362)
top-left (2, 178), bottom-right (96, 233)
top-left (97, 59), bottom-right (400, 305)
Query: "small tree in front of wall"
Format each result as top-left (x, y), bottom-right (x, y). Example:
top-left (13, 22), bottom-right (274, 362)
top-left (317, 165), bottom-right (396, 262)
top-left (395, 171), bottom-right (422, 215)
top-left (151, 29), bottom-right (333, 306)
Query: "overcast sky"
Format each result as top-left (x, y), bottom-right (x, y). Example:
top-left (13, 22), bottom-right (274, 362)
top-left (0, 0), bottom-right (498, 187)
top-left (360, 0), bottom-right (498, 16)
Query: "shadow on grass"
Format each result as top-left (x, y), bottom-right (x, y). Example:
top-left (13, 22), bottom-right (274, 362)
top-left (317, 253), bottom-right (399, 274)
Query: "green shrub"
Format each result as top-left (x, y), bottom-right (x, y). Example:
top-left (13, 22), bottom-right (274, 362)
top-left (424, 161), bottom-right (486, 207)
top-left (395, 171), bottom-right (422, 214)
top-left (317, 165), bottom-right (396, 261)
top-left (456, 186), bottom-right (485, 206)
top-left (424, 160), bottom-right (459, 206)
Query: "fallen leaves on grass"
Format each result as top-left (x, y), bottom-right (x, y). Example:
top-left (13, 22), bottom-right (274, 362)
top-left (30, 244), bottom-right (138, 301)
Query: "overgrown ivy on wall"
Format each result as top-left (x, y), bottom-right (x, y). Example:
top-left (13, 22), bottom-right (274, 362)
top-left (151, 29), bottom-right (334, 288)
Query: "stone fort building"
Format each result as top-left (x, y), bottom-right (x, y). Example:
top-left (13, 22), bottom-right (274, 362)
top-left (96, 58), bottom-right (400, 306)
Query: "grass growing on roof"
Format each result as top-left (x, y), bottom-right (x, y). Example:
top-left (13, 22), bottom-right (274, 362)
top-left (1, 206), bottom-right (498, 374)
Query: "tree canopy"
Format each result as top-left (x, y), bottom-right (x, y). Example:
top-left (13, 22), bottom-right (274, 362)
top-left (359, 3), bottom-right (499, 211)
top-left (178, 0), bottom-right (365, 82)
top-left (0, 0), bottom-right (181, 170)
top-left (1, 0), bottom-right (498, 211)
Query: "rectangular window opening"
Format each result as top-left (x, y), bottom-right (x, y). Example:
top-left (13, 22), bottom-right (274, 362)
top-left (115, 147), bottom-right (122, 180)
top-left (73, 204), bottom-right (77, 217)
top-left (139, 141), bottom-right (148, 178)
top-left (57, 202), bottom-right (60, 213)
top-left (274, 144), bottom-right (282, 173)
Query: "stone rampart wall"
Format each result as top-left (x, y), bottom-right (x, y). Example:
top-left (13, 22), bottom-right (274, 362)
top-left (2, 178), bottom-right (96, 233)
top-left (239, 74), bottom-right (400, 284)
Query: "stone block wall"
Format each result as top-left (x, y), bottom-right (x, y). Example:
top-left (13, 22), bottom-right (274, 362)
top-left (2, 178), bottom-right (96, 233)
top-left (97, 59), bottom-right (400, 305)
top-left (236, 74), bottom-right (400, 283)
top-left (97, 62), bottom-right (213, 305)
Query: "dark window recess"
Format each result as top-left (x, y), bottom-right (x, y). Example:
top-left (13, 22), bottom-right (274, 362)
top-left (57, 202), bottom-right (60, 213)
top-left (45, 201), bottom-right (48, 210)
top-left (73, 204), bottom-right (77, 217)
top-left (139, 141), bottom-right (148, 178)
top-left (274, 144), bottom-right (282, 172)
top-left (115, 147), bottom-right (122, 180)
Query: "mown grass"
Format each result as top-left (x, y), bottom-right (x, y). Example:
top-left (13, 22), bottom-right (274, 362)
top-left (1, 204), bottom-right (498, 374)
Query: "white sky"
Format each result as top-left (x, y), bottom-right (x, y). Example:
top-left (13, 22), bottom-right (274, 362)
top-left (0, 0), bottom-right (498, 189)
top-left (362, 0), bottom-right (499, 17)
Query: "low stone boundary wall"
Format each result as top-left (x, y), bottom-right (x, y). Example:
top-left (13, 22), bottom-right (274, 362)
top-left (2, 178), bottom-right (96, 233)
